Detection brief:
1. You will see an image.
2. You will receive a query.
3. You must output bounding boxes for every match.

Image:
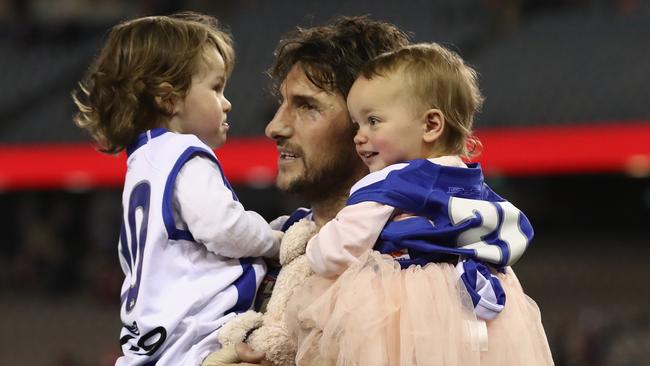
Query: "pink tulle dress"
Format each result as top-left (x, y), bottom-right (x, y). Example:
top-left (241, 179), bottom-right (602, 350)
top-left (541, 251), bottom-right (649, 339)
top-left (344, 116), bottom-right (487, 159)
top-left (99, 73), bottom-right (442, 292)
top-left (286, 251), bottom-right (553, 366)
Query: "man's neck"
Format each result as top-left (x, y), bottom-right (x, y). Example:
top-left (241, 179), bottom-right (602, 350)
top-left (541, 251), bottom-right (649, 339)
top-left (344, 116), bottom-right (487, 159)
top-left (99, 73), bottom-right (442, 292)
top-left (310, 191), bottom-right (349, 229)
top-left (305, 161), bottom-right (368, 229)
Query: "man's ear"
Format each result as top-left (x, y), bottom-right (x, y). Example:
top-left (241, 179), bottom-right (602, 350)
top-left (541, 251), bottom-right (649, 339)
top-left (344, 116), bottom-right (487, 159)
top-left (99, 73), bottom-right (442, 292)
top-left (154, 82), bottom-right (179, 116)
top-left (422, 108), bottom-right (444, 143)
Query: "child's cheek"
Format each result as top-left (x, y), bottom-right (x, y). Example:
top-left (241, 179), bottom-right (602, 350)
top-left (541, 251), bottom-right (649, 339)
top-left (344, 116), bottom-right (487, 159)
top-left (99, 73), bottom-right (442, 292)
top-left (373, 137), bottom-right (401, 164)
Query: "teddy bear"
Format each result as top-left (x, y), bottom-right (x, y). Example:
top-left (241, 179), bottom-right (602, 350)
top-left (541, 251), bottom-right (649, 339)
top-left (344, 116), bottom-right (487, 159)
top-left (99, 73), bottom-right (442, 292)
top-left (203, 218), bottom-right (316, 366)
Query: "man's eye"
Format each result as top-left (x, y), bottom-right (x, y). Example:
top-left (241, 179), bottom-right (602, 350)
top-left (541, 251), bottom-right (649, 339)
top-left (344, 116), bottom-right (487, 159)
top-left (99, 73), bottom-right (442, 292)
top-left (299, 103), bottom-right (318, 111)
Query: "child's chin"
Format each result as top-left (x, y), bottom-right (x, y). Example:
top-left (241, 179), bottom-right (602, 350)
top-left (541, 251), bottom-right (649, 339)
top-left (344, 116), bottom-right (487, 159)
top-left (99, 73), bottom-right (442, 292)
top-left (206, 136), bottom-right (226, 149)
top-left (368, 163), bottom-right (390, 172)
top-left (215, 138), bottom-right (226, 148)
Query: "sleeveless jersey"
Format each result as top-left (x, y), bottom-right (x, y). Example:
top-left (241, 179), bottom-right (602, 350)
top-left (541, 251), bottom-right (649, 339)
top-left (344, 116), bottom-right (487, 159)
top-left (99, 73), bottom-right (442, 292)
top-left (116, 129), bottom-right (265, 366)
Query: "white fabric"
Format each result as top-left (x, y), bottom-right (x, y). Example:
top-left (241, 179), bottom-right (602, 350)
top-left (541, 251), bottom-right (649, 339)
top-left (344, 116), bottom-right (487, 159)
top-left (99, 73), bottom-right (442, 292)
top-left (455, 261), bottom-right (505, 320)
top-left (116, 132), bottom-right (277, 366)
top-left (175, 156), bottom-right (279, 258)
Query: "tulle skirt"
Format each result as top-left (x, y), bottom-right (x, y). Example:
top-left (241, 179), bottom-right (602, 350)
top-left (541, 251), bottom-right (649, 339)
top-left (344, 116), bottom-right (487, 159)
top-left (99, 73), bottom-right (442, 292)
top-left (286, 251), bottom-right (553, 366)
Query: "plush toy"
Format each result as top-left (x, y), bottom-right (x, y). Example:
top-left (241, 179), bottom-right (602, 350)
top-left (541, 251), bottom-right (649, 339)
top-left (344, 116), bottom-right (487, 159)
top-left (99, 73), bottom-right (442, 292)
top-left (205, 218), bottom-right (316, 366)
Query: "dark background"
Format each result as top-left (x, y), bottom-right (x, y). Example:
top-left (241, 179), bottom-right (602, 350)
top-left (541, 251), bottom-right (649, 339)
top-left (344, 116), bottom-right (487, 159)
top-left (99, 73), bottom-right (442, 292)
top-left (0, 1), bottom-right (649, 365)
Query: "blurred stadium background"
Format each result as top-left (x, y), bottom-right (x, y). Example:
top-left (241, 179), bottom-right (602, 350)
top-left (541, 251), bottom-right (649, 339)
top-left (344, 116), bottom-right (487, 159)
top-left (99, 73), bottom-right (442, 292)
top-left (1, 0), bottom-right (649, 365)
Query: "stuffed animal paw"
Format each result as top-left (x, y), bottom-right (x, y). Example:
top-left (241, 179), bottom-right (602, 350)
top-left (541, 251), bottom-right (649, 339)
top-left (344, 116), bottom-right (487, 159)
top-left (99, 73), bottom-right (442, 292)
top-left (217, 310), bottom-right (264, 347)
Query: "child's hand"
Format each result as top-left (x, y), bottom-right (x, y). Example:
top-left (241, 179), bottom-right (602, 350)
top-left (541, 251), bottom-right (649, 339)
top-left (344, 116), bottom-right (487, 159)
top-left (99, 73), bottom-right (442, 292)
top-left (202, 343), bottom-right (271, 366)
top-left (272, 230), bottom-right (284, 245)
top-left (267, 230), bottom-right (284, 260)
top-left (392, 210), bottom-right (416, 222)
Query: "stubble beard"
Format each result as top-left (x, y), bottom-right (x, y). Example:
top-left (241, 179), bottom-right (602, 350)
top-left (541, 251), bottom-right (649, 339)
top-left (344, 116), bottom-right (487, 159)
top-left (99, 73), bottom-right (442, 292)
top-left (278, 143), bottom-right (364, 203)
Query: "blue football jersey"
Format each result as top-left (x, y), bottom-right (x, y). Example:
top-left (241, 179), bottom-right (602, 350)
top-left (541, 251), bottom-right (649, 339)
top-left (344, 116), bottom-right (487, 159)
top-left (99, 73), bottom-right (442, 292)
top-left (348, 159), bottom-right (534, 268)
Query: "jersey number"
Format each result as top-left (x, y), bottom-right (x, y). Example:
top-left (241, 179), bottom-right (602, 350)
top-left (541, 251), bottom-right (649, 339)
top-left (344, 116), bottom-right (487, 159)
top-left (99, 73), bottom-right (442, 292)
top-left (120, 326), bottom-right (167, 356)
top-left (448, 197), bottom-right (528, 265)
top-left (121, 181), bottom-right (151, 313)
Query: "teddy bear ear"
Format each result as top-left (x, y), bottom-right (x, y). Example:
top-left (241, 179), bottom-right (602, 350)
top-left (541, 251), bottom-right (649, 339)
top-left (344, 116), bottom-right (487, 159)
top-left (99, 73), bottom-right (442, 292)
top-left (279, 219), bottom-right (316, 265)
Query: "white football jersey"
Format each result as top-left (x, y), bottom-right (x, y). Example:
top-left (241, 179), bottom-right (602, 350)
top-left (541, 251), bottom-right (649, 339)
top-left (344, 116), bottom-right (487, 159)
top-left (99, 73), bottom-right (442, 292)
top-left (116, 129), bottom-right (267, 365)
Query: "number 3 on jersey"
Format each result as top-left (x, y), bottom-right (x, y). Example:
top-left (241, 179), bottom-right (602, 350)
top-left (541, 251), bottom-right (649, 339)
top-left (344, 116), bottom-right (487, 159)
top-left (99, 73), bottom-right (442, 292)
top-left (449, 196), bottom-right (530, 266)
top-left (119, 181), bottom-right (151, 313)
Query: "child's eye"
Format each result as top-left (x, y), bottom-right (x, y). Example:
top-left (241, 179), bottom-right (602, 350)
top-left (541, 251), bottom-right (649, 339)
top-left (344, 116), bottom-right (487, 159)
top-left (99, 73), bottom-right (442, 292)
top-left (351, 120), bottom-right (359, 132)
top-left (368, 116), bottom-right (380, 126)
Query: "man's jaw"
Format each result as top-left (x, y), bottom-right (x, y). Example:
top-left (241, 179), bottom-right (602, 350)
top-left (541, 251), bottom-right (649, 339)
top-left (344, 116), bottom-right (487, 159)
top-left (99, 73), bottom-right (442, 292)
top-left (275, 144), bottom-right (305, 192)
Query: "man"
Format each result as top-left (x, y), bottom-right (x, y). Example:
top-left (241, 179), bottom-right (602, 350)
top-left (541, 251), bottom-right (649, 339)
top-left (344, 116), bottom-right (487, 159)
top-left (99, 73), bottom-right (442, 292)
top-left (204, 15), bottom-right (410, 365)
top-left (265, 15), bottom-right (410, 229)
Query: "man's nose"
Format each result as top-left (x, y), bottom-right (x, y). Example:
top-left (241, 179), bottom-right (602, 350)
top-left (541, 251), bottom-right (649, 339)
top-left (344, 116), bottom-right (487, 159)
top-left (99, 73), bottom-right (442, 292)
top-left (265, 105), bottom-right (292, 139)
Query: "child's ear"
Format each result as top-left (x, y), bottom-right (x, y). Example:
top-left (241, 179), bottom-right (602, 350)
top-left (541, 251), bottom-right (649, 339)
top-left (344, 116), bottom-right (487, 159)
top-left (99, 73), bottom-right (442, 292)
top-left (422, 108), bottom-right (444, 143)
top-left (154, 82), bottom-right (179, 116)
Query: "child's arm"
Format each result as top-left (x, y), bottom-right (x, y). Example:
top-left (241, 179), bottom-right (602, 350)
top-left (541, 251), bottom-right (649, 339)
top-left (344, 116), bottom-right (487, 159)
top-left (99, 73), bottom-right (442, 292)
top-left (175, 156), bottom-right (280, 258)
top-left (306, 201), bottom-right (394, 277)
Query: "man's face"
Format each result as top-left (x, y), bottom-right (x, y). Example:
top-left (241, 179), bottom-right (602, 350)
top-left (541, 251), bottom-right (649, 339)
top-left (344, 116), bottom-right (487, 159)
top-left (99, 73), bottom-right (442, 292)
top-left (265, 64), bottom-right (366, 200)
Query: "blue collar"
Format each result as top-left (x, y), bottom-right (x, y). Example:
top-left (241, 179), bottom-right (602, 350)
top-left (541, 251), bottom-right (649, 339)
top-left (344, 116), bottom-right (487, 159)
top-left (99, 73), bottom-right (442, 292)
top-left (126, 128), bottom-right (169, 157)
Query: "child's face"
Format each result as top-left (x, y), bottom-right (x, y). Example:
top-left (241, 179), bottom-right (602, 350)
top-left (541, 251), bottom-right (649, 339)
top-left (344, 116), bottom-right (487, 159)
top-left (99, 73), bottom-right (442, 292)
top-left (169, 46), bottom-right (231, 149)
top-left (347, 74), bottom-right (427, 172)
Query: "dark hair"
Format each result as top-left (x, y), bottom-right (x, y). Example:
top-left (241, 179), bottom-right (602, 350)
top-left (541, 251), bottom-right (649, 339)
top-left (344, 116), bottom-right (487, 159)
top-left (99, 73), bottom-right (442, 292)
top-left (270, 15), bottom-right (410, 98)
top-left (72, 12), bottom-right (234, 154)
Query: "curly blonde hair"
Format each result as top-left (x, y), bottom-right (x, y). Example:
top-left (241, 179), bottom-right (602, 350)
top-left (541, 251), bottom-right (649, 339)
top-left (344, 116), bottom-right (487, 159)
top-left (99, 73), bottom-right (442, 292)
top-left (72, 12), bottom-right (234, 154)
top-left (360, 43), bottom-right (484, 159)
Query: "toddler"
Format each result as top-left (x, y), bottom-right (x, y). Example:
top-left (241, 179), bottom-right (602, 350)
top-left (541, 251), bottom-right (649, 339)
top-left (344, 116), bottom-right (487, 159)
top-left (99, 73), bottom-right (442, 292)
top-left (73, 12), bottom-right (280, 365)
top-left (288, 43), bottom-right (553, 366)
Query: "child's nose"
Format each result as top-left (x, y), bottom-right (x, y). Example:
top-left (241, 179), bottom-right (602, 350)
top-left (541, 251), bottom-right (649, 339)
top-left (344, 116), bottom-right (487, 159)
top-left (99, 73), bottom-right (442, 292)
top-left (222, 96), bottom-right (232, 113)
top-left (353, 131), bottom-right (367, 145)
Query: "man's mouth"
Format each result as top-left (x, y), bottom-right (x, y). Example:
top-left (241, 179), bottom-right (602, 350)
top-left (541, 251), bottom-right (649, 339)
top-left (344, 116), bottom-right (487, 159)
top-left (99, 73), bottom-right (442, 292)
top-left (280, 151), bottom-right (298, 159)
top-left (278, 147), bottom-right (301, 161)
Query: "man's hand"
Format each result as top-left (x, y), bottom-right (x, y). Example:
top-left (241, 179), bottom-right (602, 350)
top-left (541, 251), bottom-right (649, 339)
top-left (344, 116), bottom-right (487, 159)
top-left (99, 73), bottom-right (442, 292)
top-left (202, 343), bottom-right (271, 366)
top-left (235, 343), bottom-right (271, 365)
